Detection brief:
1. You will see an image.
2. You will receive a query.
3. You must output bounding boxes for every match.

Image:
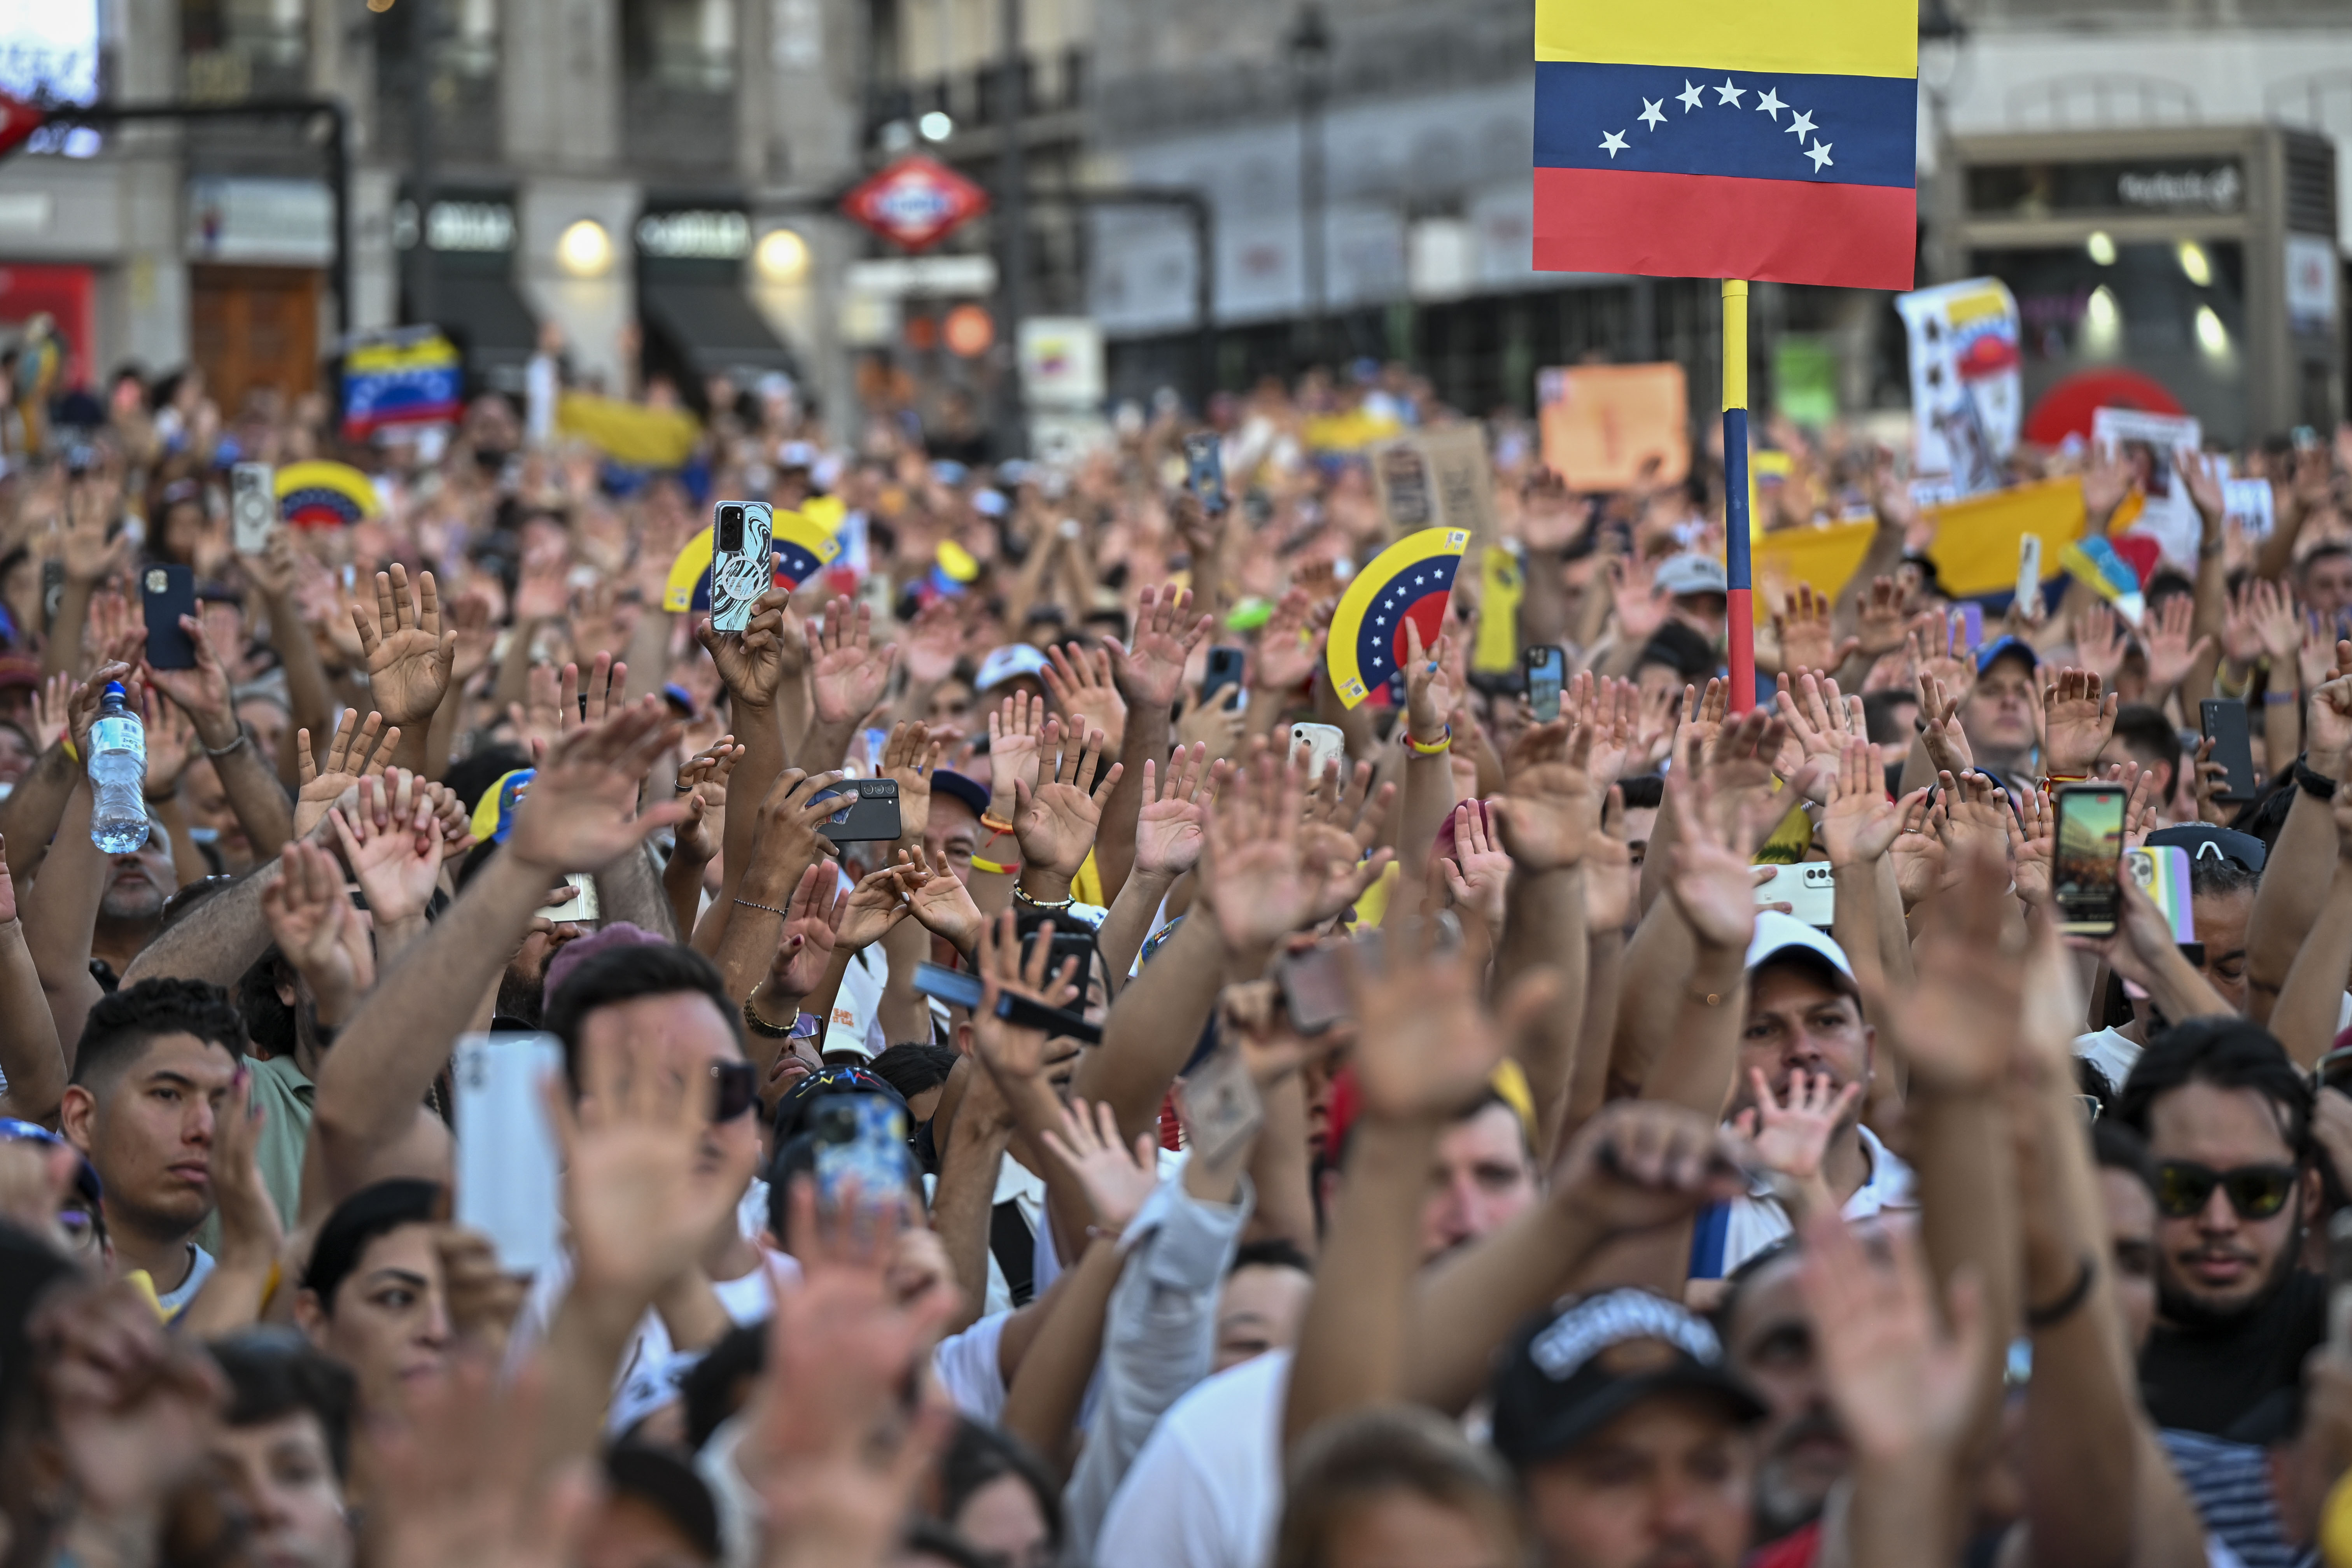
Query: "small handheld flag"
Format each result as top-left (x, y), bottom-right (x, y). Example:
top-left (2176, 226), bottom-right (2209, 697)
top-left (661, 509), bottom-right (844, 613)
top-left (1531, 0), bottom-right (1919, 290)
top-left (1326, 528), bottom-right (1471, 708)
top-left (2062, 537), bottom-right (2148, 628)
top-left (275, 462), bottom-right (380, 529)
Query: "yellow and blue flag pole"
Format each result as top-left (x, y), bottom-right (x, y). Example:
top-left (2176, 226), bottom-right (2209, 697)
top-left (1722, 279), bottom-right (1754, 712)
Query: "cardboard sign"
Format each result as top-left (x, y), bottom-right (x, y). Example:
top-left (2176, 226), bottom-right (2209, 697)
top-left (2090, 406), bottom-right (2204, 571)
top-left (1536, 363), bottom-right (1690, 492)
top-left (1370, 423), bottom-right (1497, 557)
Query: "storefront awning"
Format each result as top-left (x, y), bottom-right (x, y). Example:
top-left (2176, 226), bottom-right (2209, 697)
top-left (432, 273), bottom-right (537, 393)
top-left (639, 277), bottom-right (798, 382)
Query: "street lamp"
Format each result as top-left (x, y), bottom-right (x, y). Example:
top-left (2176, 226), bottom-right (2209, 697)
top-left (1288, 5), bottom-right (1332, 370)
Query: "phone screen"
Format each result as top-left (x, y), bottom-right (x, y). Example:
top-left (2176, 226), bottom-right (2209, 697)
top-left (1525, 646), bottom-right (1564, 722)
top-left (2053, 785), bottom-right (2128, 934)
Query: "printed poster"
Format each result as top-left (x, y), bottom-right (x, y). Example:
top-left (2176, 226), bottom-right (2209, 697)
top-left (1895, 278), bottom-right (2021, 497)
top-left (2090, 406), bottom-right (2203, 570)
top-left (1536, 363), bottom-right (1690, 493)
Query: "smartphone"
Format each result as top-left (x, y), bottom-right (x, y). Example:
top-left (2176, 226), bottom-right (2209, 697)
top-left (912, 961), bottom-right (1104, 1044)
top-left (2053, 782), bottom-right (2129, 936)
top-left (1290, 722), bottom-right (1346, 780)
top-left (230, 461), bottom-right (275, 553)
top-left (1752, 862), bottom-right (1836, 927)
top-left (2125, 845), bottom-right (2194, 944)
top-left (810, 1096), bottom-right (911, 1220)
top-left (813, 777), bottom-right (903, 842)
top-left (1525, 644), bottom-right (1565, 722)
top-left (141, 563), bottom-right (198, 670)
top-left (709, 499), bottom-right (775, 633)
top-left (2016, 533), bottom-right (2043, 607)
top-left (1201, 646), bottom-right (1246, 705)
top-left (1276, 942), bottom-right (1354, 1034)
top-left (40, 558), bottom-right (63, 632)
top-left (534, 872), bottom-right (599, 924)
top-left (453, 1033), bottom-right (564, 1274)
top-left (1958, 602), bottom-right (1984, 653)
top-left (2200, 698), bottom-right (2257, 803)
top-left (1182, 431), bottom-right (1228, 515)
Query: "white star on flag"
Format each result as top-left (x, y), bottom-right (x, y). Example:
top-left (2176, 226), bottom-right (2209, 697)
top-left (1786, 110), bottom-right (1815, 139)
top-left (1715, 79), bottom-right (1745, 106)
top-left (1677, 80), bottom-right (1705, 112)
top-left (1638, 98), bottom-right (1666, 130)
top-left (1598, 130), bottom-right (1629, 158)
top-left (1805, 140), bottom-right (1834, 171)
top-left (1754, 88), bottom-right (1785, 119)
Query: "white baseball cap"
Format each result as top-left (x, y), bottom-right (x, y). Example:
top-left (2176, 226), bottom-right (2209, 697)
top-left (1744, 910), bottom-right (1857, 994)
top-left (975, 644), bottom-right (1051, 692)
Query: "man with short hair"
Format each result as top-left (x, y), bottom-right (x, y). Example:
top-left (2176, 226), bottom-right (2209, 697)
top-left (58, 976), bottom-right (248, 1311)
top-left (1960, 637), bottom-right (2042, 795)
top-left (2115, 1017), bottom-right (2324, 1436)
top-left (1690, 915), bottom-right (1913, 1280)
top-left (93, 812), bottom-right (181, 984)
top-left (206, 1331), bottom-right (359, 1568)
top-left (2103, 703), bottom-right (2189, 824)
top-left (1489, 1289), bottom-right (1766, 1568)
top-left (2296, 542), bottom-right (2352, 627)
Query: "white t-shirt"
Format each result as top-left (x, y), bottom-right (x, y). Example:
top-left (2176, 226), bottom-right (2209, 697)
top-left (2076, 1026), bottom-right (2140, 1095)
top-left (931, 1308), bottom-right (1012, 1423)
top-left (1690, 1125), bottom-right (1915, 1280)
top-left (1096, 1349), bottom-right (1291, 1568)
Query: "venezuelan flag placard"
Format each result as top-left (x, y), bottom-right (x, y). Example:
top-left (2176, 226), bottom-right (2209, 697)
top-left (1326, 528), bottom-right (1470, 709)
top-left (275, 462), bottom-right (380, 529)
top-left (661, 509), bottom-right (844, 614)
top-left (1532, 0), bottom-right (1918, 290)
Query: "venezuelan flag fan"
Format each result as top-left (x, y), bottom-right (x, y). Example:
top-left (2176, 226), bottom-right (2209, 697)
top-left (1532, 0), bottom-right (1918, 289)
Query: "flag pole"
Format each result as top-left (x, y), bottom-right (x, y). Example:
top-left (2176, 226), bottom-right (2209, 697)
top-left (1722, 279), bottom-right (1754, 713)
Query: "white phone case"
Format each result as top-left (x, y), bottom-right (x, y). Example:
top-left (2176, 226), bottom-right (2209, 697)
top-left (1753, 863), bottom-right (1836, 928)
top-left (1289, 723), bottom-right (1346, 780)
top-left (453, 1034), bottom-right (564, 1276)
top-left (231, 462), bottom-right (276, 554)
top-left (710, 501), bottom-right (774, 633)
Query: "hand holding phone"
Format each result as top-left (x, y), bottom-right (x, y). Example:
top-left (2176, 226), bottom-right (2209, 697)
top-left (709, 500), bottom-right (774, 633)
top-left (1183, 431), bottom-right (1228, 515)
top-left (453, 1034), bottom-right (564, 1274)
top-left (231, 462), bottom-right (276, 554)
top-left (2053, 783), bottom-right (2129, 936)
top-left (2200, 699), bottom-right (2257, 803)
top-left (141, 564), bottom-right (198, 670)
top-left (1524, 645), bottom-right (1564, 722)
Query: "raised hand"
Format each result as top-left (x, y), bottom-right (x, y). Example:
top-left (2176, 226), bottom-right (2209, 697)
top-left (1254, 586), bottom-right (1326, 693)
top-left (671, 735), bottom-right (743, 863)
top-left (808, 595), bottom-right (897, 727)
top-left (329, 770), bottom-right (443, 928)
top-left (1567, 672), bottom-right (1640, 788)
top-left (353, 564), bottom-right (455, 730)
top-left (1295, 757), bottom-right (1395, 924)
top-left (2009, 784), bottom-right (2054, 906)
top-left (1494, 717), bottom-right (1597, 872)
top-left (1438, 801), bottom-right (1513, 929)
top-left (139, 688), bottom-right (198, 803)
top-left (1552, 1100), bottom-right (1755, 1237)
top-left (2039, 666), bottom-right (2118, 777)
top-left (1041, 641), bottom-right (1127, 753)
top-left (503, 698), bottom-right (688, 875)
top-left (1662, 746), bottom-right (1764, 953)
top-left (260, 839), bottom-right (376, 1022)
top-left (568, 651), bottom-right (630, 733)
top-left (1675, 677), bottom-right (1728, 765)
top-left (1520, 466), bottom-right (1590, 552)
top-left (1853, 575), bottom-right (1908, 662)
top-left (902, 595), bottom-right (965, 687)
top-left (143, 612), bottom-right (238, 749)
top-left (1773, 670), bottom-right (1860, 804)
top-left (1341, 925), bottom-right (1526, 1123)
top-left (1916, 669), bottom-right (1974, 778)
top-left (768, 863), bottom-right (845, 999)
top-left (208, 1062), bottom-right (284, 1266)
top-left (29, 670), bottom-right (70, 753)
top-left (1774, 581), bottom-right (1859, 676)
top-left (1607, 552), bottom-right (1669, 644)
top-left (986, 692), bottom-right (1050, 821)
top-left (1108, 582), bottom-right (1215, 710)
top-left (1013, 725), bottom-right (1124, 880)
top-left (1038, 1098), bottom-right (1163, 1231)
top-left (555, 1025), bottom-right (761, 1308)
top-left (970, 907), bottom-right (1083, 1087)
top-left (1400, 617), bottom-right (1458, 743)
top-left (877, 720), bottom-right (944, 845)
top-left (448, 592), bottom-right (499, 685)
top-left (894, 846), bottom-right (984, 954)
top-left (2080, 441), bottom-right (2132, 525)
top-left (835, 865), bottom-right (913, 952)
top-left (695, 586), bottom-right (796, 710)
top-left (2177, 448), bottom-right (2226, 533)
top-left (2310, 669), bottom-right (2352, 777)
top-left (2144, 592), bottom-right (2219, 694)
top-left (2071, 601), bottom-right (2130, 688)
top-left (1797, 1210), bottom-right (1986, 1466)
top-left (294, 709), bottom-right (400, 838)
top-left (1732, 1067), bottom-right (1858, 1220)
top-left (366, 1354), bottom-right (597, 1568)
top-left (740, 767), bottom-right (852, 905)
top-left (1134, 742), bottom-right (1215, 879)
top-left (1821, 737), bottom-right (1920, 868)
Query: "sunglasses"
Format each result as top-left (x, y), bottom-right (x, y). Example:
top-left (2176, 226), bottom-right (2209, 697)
top-left (2153, 1160), bottom-right (2300, 1221)
top-left (711, 1060), bottom-right (758, 1123)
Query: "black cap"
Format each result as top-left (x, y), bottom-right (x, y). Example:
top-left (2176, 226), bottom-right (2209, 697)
top-left (931, 769), bottom-right (992, 822)
top-left (2145, 822), bottom-right (2267, 875)
top-left (1489, 1290), bottom-right (1766, 1469)
top-left (603, 1444), bottom-right (721, 1563)
top-left (770, 1063), bottom-right (910, 1144)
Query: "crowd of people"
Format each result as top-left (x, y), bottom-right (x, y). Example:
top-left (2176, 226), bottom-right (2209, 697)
top-left (3, 350), bottom-right (2352, 1568)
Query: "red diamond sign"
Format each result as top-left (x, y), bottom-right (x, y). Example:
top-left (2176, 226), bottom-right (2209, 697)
top-left (840, 155), bottom-right (990, 253)
top-left (0, 95), bottom-right (47, 160)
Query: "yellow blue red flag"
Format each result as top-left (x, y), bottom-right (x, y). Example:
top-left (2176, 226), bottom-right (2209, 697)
top-left (1326, 528), bottom-right (1470, 709)
top-left (1532, 0), bottom-right (1918, 289)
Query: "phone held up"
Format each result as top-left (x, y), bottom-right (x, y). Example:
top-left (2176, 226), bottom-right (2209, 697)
top-left (453, 1033), bottom-right (565, 1274)
top-left (709, 499), bottom-right (775, 633)
top-left (2200, 699), bottom-right (2258, 804)
top-left (142, 563), bottom-right (198, 670)
top-left (2052, 782), bottom-right (2130, 937)
top-left (230, 462), bottom-right (276, 555)
top-left (1182, 430), bottom-right (1228, 515)
top-left (813, 778), bottom-right (903, 843)
top-left (1290, 722), bottom-right (1345, 780)
top-left (1524, 644), bottom-right (1565, 723)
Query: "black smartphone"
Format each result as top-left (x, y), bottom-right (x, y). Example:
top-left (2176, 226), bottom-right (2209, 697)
top-left (1524, 644), bottom-right (1565, 722)
top-left (2200, 698), bottom-right (2257, 803)
top-left (813, 777), bottom-right (902, 843)
top-left (911, 961), bottom-right (1104, 1045)
top-left (39, 559), bottom-right (62, 632)
top-left (141, 563), bottom-right (198, 670)
top-left (1201, 646), bottom-right (1246, 704)
top-left (1183, 431), bottom-right (1228, 514)
top-left (2052, 782), bottom-right (2129, 936)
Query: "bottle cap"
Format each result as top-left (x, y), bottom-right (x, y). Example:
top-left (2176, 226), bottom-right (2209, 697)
top-left (103, 681), bottom-right (126, 700)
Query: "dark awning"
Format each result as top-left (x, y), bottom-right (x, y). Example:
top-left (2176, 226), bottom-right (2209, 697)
top-left (639, 277), bottom-right (798, 381)
top-left (430, 272), bottom-right (538, 394)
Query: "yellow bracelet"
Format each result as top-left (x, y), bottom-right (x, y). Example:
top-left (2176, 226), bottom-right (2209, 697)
top-left (971, 854), bottom-right (1018, 876)
top-left (60, 735), bottom-right (78, 763)
top-left (1406, 725), bottom-right (1452, 756)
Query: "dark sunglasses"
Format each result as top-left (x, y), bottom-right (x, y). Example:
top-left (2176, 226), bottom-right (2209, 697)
top-left (711, 1060), bottom-right (758, 1123)
top-left (2153, 1160), bottom-right (2300, 1221)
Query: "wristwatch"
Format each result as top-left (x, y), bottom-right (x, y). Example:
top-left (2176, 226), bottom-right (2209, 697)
top-left (742, 984), bottom-right (797, 1038)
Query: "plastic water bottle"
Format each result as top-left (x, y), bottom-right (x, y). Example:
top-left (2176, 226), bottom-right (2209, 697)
top-left (88, 682), bottom-right (149, 854)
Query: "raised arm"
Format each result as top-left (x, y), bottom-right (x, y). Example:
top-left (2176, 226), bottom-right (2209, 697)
top-left (1094, 585), bottom-right (1213, 906)
top-left (2268, 780), bottom-right (2352, 1068)
top-left (1491, 714), bottom-right (1596, 1162)
top-left (0, 847), bottom-right (64, 1124)
top-left (1384, 618), bottom-right (1460, 918)
top-left (2248, 663), bottom-right (2352, 1023)
top-left (1635, 749), bottom-right (1762, 1120)
top-left (352, 565), bottom-right (456, 780)
top-left (800, 594), bottom-right (898, 776)
top-left (244, 530), bottom-right (337, 788)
